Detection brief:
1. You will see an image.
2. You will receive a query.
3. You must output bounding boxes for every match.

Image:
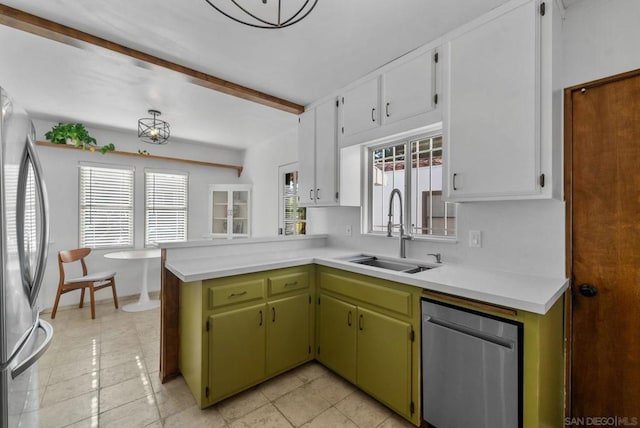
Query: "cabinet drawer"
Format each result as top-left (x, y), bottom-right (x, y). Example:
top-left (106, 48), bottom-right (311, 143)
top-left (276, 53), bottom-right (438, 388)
top-left (320, 272), bottom-right (412, 316)
top-left (208, 279), bottom-right (265, 309)
top-left (268, 272), bottom-right (309, 296)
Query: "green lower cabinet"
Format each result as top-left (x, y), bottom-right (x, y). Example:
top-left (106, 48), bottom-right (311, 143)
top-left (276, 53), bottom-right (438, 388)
top-left (317, 267), bottom-right (421, 426)
top-left (356, 307), bottom-right (412, 419)
top-left (317, 293), bottom-right (357, 383)
top-left (209, 303), bottom-right (266, 402)
top-left (266, 294), bottom-right (311, 376)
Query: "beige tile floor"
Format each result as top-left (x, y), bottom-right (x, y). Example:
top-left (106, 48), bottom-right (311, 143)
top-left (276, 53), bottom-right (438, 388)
top-left (26, 300), bottom-right (415, 427)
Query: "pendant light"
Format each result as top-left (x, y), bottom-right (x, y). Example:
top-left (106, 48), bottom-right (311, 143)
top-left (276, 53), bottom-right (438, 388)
top-left (138, 110), bottom-right (170, 145)
top-left (203, 0), bottom-right (318, 29)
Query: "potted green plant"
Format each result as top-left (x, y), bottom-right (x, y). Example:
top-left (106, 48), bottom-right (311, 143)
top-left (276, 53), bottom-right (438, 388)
top-left (45, 123), bottom-right (115, 154)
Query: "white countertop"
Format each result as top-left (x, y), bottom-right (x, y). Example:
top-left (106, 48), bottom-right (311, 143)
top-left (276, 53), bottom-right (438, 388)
top-left (165, 247), bottom-right (568, 315)
top-left (104, 249), bottom-right (162, 260)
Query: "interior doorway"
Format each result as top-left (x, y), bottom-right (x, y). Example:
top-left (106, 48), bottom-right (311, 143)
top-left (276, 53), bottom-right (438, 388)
top-left (565, 69), bottom-right (640, 422)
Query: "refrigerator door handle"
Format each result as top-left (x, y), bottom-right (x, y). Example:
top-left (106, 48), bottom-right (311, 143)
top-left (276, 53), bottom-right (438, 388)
top-left (16, 133), bottom-right (50, 306)
top-left (10, 316), bottom-right (53, 379)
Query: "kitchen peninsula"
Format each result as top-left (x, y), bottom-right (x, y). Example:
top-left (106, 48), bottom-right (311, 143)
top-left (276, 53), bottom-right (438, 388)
top-left (159, 236), bottom-right (568, 427)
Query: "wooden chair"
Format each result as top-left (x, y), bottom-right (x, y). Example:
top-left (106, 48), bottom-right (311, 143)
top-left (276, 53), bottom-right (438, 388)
top-left (52, 248), bottom-right (119, 319)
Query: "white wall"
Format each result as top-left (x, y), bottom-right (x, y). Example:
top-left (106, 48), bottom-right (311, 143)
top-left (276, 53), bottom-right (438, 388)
top-left (246, 0), bottom-right (640, 279)
top-left (33, 118), bottom-right (245, 310)
top-left (240, 128), bottom-right (298, 237)
top-left (562, 0), bottom-right (640, 87)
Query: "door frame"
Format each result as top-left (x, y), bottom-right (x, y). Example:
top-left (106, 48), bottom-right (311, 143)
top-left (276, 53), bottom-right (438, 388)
top-left (563, 67), bottom-right (640, 418)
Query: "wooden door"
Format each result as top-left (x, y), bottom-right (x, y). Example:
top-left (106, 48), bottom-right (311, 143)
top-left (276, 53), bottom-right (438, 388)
top-left (568, 71), bottom-right (640, 419)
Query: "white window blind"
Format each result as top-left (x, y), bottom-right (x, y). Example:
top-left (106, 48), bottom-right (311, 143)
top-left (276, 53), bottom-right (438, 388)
top-left (145, 170), bottom-right (188, 246)
top-left (79, 164), bottom-right (134, 249)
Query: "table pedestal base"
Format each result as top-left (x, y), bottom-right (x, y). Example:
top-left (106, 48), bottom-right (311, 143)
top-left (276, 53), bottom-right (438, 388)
top-left (122, 257), bottom-right (159, 313)
top-left (122, 299), bottom-right (160, 312)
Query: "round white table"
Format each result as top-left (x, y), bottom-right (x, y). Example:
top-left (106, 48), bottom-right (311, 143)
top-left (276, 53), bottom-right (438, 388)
top-left (104, 249), bottom-right (161, 312)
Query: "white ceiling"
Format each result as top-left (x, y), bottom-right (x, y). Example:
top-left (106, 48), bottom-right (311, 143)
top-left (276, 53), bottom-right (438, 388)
top-left (0, 0), bottom-right (512, 149)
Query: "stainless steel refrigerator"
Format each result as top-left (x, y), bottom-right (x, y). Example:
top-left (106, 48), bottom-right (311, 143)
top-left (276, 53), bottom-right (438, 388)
top-left (0, 87), bottom-right (53, 427)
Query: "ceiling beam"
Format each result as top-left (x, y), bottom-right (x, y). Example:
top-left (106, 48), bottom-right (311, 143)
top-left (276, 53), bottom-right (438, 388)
top-left (0, 4), bottom-right (305, 115)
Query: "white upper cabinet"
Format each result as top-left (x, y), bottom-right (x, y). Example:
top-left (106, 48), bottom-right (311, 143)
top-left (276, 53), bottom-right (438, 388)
top-left (339, 48), bottom-right (440, 147)
top-left (297, 98), bottom-right (339, 207)
top-left (314, 98), bottom-right (339, 205)
top-left (297, 109), bottom-right (316, 205)
top-left (341, 77), bottom-right (380, 138)
top-left (444, 0), bottom-right (561, 201)
top-left (382, 51), bottom-right (436, 125)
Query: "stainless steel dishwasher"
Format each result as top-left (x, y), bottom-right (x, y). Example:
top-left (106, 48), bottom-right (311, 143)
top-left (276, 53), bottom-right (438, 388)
top-left (421, 299), bottom-right (522, 428)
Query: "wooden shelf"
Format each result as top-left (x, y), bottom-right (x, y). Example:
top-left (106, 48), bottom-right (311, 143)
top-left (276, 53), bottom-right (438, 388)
top-left (36, 141), bottom-right (243, 177)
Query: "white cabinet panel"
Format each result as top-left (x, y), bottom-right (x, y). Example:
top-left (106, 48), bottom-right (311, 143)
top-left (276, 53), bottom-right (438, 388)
top-left (383, 51), bottom-right (436, 125)
top-left (297, 110), bottom-right (316, 205)
top-left (341, 77), bottom-right (380, 138)
top-left (297, 99), bottom-right (339, 207)
top-left (445, 0), bottom-right (542, 200)
top-left (315, 98), bottom-right (338, 204)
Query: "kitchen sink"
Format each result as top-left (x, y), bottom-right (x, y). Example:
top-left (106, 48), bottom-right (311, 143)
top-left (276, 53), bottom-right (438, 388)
top-left (345, 255), bottom-right (433, 274)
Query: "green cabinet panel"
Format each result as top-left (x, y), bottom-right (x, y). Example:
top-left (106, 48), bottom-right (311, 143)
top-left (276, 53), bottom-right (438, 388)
top-left (181, 265), bottom-right (315, 408)
top-left (267, 294), bottom-right (311, 375)
top-left (319, 271), bottom-right (412, 316)
top-left (269, 271), bottom-right (309, 295)
top-left (356, 306), bottom-right (412, 418)
top-left (208, 278), bottom-right (265, 309)
top-left (317, 293), bottom-right (357, 383)
top-left (209, 303), bottom-right (266, 402)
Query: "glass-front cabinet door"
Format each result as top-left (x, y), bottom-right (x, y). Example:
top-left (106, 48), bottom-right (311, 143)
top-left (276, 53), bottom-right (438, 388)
top-left (209, 185), bottom-right (251, 239)
top-left (231, 190), bottom-right (249, 236)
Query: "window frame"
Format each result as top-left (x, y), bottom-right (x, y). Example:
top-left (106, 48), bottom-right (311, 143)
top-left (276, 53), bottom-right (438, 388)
top-left (144, 168), bottom-right (189, 247)
top-left (278, 162), bottom-right (307, 236)
top-left (364, 127), bottom-right (457, 242)
top-left (78, 162), bottom-right (135, 249)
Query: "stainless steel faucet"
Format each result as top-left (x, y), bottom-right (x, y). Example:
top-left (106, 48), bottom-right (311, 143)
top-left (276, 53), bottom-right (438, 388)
top-left (387, 188), bottom-right (413, 258)
top-left (428, 253), bottom-right (442, 264)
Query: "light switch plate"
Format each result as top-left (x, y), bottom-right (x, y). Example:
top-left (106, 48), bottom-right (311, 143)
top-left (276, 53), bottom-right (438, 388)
top-left (345, 224), bottom-right (352, 236)
top-left (469, 230), bottom-right (482, 248)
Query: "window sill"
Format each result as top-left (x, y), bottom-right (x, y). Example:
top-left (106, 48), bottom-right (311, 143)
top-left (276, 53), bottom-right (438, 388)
top-left (363, 232), bottom-right (458, 244)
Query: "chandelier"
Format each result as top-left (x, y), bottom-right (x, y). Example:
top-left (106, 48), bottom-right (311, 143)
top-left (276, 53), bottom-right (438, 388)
top-left (203, 0), bottom-right (318, 29)
top-left (138, 110), bottom-right (170, 145)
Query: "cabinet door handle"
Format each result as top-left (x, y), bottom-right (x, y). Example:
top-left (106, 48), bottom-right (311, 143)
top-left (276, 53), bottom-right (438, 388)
top-left (386, 102), bottom-right (390, 117)
top-left (452, 173), bottom-right (458, 191)
top-left (272, 306), bottom-right (276, 322)
top-left (259, 310), bottom-right (263, 326)
top-left (316, 189), bottom-right (320, 200)
top-left (371, 108), bottom-right (376, 122)
top-left (284, 281), bottom-right (298, 287)
top-left (359, 314), bottom-right (364, 331)
top-left (347, 311), bottom-right (352, 326)
top-left (309, 189), bottom-right (314, 200)
top-left (229, 291), bottom-right (247, 298)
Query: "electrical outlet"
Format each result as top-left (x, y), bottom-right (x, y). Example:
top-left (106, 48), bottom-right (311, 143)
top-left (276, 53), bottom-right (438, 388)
top-left (469, 230), bottom-right (482, 248)
top-left (345, 224), bottom-right (352, 236)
